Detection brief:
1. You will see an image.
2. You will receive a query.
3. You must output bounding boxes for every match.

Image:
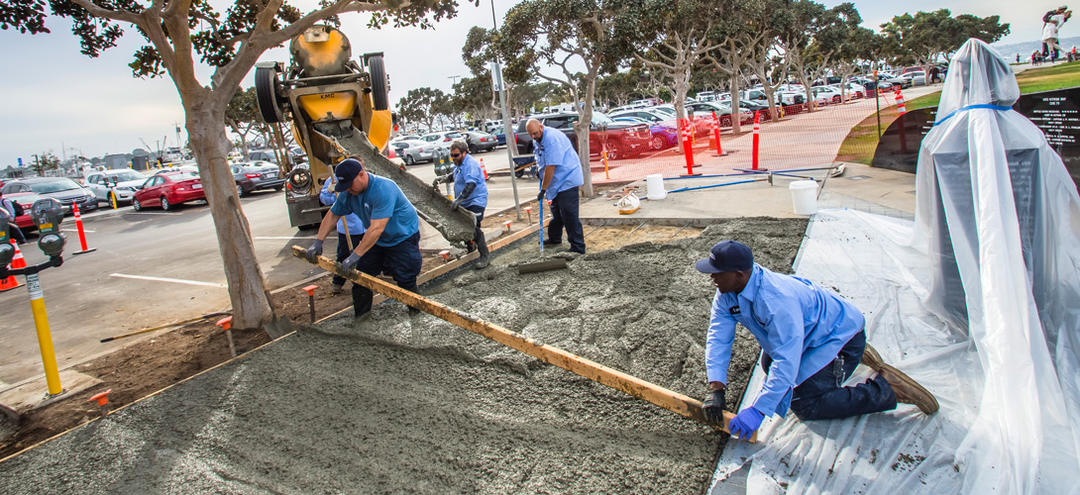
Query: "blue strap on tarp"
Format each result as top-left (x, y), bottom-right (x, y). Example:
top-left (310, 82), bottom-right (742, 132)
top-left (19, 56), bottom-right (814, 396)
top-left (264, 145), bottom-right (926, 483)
top-left (933, 104), bottom-right (1013, 126)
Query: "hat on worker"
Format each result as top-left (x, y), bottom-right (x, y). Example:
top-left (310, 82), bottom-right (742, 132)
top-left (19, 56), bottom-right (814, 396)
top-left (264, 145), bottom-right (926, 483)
top-left (334, 158), bottom-right (364, 192)
top-left (695, 240), bottom-right (754, 274)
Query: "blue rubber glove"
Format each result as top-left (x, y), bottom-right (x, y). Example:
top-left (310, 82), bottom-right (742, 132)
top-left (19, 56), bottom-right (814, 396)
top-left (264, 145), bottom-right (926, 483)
top-left (728, 407), bottom-right (765, 440)
top-left (341, 252), bottom-right (361, 272)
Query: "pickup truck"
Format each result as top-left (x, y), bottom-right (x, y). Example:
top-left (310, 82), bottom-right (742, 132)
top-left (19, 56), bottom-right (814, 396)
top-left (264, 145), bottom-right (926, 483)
top-left (514, 111), bottom-right (652, 160)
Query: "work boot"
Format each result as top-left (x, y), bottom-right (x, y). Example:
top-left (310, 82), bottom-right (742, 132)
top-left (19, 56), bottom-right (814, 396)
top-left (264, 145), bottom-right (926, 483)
top-left (474, 231), bottom-right (490, 269)
top-left (861, 343), bottom-right (885, 372)
top-left (331, 283), bottom-right (344, 295)
top-left (879, 364), bottom-right (939, 415)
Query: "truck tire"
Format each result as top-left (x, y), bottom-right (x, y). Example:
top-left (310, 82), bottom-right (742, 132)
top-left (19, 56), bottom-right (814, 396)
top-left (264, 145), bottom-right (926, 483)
top-left (368, 55), bottom-right (389, 111)
top-left (255, 63), bottom-right (285, 123)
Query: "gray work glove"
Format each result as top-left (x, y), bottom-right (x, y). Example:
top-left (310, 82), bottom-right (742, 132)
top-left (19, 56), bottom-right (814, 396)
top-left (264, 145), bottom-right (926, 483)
top-left (305, 239), bottom-right (324, 259)
top-left (341, 252), bottom-right (362, 272)
top-left (432, 174), bottom-right (450, 189)
top-left (702, 389), bottom-right (727, 426)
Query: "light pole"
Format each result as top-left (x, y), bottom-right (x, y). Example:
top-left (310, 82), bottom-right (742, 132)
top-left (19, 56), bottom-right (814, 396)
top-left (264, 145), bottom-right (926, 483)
top-left (489, 0), bottom-right (522, 220)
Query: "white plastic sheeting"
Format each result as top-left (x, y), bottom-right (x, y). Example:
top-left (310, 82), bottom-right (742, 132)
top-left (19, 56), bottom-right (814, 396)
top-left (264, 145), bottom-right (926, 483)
top-left (711, 39), bottom-right (1080, 494)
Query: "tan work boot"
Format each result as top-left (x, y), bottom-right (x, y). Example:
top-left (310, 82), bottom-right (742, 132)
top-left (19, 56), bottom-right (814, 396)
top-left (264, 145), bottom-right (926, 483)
top-left (879, 364), bottom-right (939, 415)
top-left (861, 343), bottom-right (885, 372)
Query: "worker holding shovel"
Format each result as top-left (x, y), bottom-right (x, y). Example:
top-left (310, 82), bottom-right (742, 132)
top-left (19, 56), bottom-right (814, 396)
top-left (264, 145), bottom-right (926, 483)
top-left (306, 158), bottom-right (422, 317)
top-left (696, 241), bottom-right (938, 441)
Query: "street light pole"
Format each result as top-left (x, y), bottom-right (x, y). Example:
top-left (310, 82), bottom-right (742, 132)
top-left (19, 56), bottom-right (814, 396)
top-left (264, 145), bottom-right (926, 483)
top-left (490, 0), bottom-right (522, 221)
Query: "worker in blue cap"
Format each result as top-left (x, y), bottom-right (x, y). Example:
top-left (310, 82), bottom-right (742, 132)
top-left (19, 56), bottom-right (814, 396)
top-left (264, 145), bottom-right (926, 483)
top-left (306, 157), bottom-right (422, 317)
top-left (695, 240), bottom-right (938, 440)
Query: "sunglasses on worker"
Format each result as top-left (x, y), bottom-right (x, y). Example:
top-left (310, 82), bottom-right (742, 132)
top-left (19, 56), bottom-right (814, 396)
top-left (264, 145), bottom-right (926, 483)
top-left (450, 152), bottom-right (462, 158)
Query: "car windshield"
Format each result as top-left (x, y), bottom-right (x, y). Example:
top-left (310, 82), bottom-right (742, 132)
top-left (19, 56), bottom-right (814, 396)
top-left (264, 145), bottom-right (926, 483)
top-left (110, 170), bottom-right (144, 181)
top-left (591, 112), bottom-right (615, 125)
top-left (29, 178), bottom-right (82, 194)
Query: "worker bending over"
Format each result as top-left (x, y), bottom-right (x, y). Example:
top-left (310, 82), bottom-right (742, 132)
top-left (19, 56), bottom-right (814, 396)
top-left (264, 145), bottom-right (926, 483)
top-left (433, 140), bottom-right (489, 269)
top-left (526, 118), bottom-right (586, 254)
top-left (696, 240), bottom-right (938, 440)
top-left (306, 158), bottom-right (422, 317)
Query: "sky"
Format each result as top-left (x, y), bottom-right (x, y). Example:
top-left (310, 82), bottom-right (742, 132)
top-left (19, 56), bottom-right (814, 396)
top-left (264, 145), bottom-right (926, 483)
top-left (0, 1), bottom-right (1050, 166)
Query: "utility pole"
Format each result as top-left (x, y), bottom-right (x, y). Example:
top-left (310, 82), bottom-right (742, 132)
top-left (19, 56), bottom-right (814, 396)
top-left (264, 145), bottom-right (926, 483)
top-left (449, 74), bottom-right (462, 87)
top-left (490, 0), bottom-right (522, 221)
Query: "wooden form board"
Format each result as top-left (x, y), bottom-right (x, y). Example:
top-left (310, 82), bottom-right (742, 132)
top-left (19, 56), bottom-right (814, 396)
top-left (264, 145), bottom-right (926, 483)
top-left (292, 246), bottom-right (752, 440)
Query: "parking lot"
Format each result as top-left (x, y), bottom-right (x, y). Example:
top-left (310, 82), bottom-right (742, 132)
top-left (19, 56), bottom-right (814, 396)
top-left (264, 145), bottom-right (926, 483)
top-left (0, 147), bottom-right (539, 388)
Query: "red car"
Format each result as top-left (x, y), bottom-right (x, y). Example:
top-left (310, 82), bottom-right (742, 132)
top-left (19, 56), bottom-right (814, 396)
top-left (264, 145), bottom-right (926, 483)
top-left (3, 192), bottom-right (48, 232)
top-left (132, 172), bottom-right (205, 211)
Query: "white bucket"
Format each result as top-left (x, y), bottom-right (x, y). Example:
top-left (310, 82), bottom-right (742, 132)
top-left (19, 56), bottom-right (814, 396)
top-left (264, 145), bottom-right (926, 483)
top-left (646, 173), bottom-right (667, 200)
top-left (788, 180), bottom-right (818, 215)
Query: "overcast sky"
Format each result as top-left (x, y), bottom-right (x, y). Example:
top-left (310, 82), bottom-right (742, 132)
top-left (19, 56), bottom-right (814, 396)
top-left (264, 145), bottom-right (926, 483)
top-left (0, 1), bottom-right (1049, 166)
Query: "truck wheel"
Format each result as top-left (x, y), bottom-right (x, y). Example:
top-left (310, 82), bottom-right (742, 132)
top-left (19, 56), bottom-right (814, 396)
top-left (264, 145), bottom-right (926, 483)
top-left (368, 55), bottom-right (389, 111)
top-left (255, 63), bottom-right (286, 123)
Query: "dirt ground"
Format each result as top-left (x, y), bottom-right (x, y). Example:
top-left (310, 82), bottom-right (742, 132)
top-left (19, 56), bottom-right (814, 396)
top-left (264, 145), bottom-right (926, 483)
top-left (0, 217), bottom-right (807, 493)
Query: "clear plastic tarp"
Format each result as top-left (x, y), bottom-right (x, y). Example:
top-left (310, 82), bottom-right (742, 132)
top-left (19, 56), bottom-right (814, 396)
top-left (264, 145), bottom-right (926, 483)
top-left (711, 39), bottom-right (1080, 494)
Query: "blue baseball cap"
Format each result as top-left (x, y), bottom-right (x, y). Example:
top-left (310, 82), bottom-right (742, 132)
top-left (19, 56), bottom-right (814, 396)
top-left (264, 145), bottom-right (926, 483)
top-left (334, 158), bottom-right (364, 192)
top-left (695, 240), bottom-right (753, 274)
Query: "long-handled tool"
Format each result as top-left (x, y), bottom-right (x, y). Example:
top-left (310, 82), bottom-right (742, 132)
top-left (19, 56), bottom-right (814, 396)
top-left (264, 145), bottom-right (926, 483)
top-left (99, 312), bottom-right (230, 343)
top-left (292, 246), bottom-right (751, 440)
top-left (538, 197), bottom-right (544, 254)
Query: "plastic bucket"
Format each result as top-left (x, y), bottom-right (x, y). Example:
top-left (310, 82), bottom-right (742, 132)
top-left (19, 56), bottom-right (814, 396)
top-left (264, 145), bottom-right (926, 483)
top-left (788, 180), bottom-right (818, 215)
top-left (646, 173), bottom-right (667, 200)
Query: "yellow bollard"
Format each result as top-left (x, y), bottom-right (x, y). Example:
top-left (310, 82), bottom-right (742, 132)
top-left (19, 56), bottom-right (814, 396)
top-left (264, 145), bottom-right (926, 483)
top-left (27, 273), bottom-right (62, 395)
top-left (602, 149), bottom-right (610, 180)
top-left (110, 192), bottom-right (118, 210)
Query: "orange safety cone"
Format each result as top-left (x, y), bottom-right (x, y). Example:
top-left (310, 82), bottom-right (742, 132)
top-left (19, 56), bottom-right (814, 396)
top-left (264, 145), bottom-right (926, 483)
top-left (1, 240), bottom-right (25, 292)
top-left (752, 110), bottom-right (761, 170)
top-left (72, 202), bottom-right (96, 255)
top-left (896, 89), bottom-right (907, 115)
top-left (479, 158), bottom-right (489, 180)
top-left (10, 239), bottom-right (27, 270)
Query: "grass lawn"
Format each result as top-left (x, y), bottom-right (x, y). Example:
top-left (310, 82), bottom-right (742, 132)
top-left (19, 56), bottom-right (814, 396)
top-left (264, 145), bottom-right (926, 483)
top-left (837, 61), bottom-right (1080, 164)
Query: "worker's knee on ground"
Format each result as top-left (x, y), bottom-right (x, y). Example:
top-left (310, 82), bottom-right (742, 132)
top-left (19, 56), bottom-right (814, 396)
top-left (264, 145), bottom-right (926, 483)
top-left (789, 398), bottom-right (826, 421)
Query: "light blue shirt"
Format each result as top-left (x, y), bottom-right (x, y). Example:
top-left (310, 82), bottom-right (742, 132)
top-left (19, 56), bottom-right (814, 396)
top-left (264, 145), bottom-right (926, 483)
top-left (705, 264), bottom-right (864, 417)
top-left (453, 154), bottom-right (488, 209)
top-left (330, 173), bottom-right (419, 247)
top-left (533, 127), bottom-right (583, 200)
top-left (320, 178), bottom-right (365, 236)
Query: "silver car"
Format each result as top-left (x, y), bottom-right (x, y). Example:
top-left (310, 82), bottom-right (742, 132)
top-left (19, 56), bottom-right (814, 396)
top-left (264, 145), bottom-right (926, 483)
top-left (395, 139), bottom-right (439, 165)
top-left (84, 169), bottom-right (147, 205)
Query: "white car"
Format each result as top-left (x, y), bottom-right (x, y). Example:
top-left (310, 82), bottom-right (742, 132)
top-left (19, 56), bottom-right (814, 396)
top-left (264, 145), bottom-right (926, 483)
top-left (908, 71), bottom-right (927, 86)
top-left (810, 86), bottom-right (843, 104)
top-left (420, 131), bottom-right (465, 149)
top-left (84, 169), bottom-right (148, 205)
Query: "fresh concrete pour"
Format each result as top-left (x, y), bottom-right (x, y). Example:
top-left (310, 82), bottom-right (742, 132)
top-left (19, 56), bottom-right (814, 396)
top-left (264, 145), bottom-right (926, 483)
top-left (0, 218), bottom-right (807, 494)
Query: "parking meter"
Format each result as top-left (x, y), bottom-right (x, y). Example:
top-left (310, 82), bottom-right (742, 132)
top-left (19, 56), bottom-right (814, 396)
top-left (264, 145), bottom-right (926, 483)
top-left (434, 149), bottom-right (453, 177)
top-left (31, 199), bottom-right (65, 257)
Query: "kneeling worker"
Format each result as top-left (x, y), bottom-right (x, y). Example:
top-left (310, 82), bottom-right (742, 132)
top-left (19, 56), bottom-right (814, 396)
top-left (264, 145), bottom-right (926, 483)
top-left (696, 240), bottom-right (937, 440)
top-left (306, 158), bottom-right (422, 317)
top-left (433, 140), bottom-right (489, 269)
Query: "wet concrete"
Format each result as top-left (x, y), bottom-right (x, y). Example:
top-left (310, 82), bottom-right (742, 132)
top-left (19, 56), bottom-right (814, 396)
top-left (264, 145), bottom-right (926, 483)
top-left (0, 218), bottom-right (806, 494)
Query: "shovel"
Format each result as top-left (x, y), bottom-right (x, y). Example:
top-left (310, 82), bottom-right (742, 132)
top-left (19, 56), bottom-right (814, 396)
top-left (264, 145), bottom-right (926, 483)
top-left (516, 196), bottom-right (568, 275)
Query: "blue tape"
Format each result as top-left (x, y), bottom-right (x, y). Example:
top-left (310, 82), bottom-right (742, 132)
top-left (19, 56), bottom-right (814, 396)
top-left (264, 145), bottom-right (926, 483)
top-left (933, 104), bottom-right (1013, 126)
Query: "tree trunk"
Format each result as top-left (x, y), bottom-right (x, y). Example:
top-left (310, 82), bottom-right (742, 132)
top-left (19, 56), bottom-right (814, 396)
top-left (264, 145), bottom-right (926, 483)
top-left (186, 96), bottom-right (275, 330)
top-left (729, 76), bottom-right (742, 134)
top-left (574, 70), bottom-right (598, 198)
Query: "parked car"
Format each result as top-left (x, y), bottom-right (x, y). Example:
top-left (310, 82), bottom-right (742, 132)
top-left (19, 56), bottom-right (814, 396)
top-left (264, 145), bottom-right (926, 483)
top-left (232, 161), bottom-right (285, 196)
top-left (395, 139), bottom-right (439, 165)
top-left (84, 169), bottom-right (147, 205)
top-left (462, 131), bottom-right (498, 153)
top-left (133, 171), bottom-right (204, 211)
top-left (908, 71), bottom-right (927, 86)
top-left (613, 116), bottom-right (678, 150)
top-left (1, 177), bottom-right (98, 215)
top-left (810, 86), bottom-right (844, 104)
top-left (3, 192), bottom-right (49, 233)
top-left (245, 150), bottom-right (278, 163)
top-left (153, 165), bottom-right (199, 176)
top-left (514, 111), bottom-right (652, 160)
top-left (420, 131), bottom-right (465, 149)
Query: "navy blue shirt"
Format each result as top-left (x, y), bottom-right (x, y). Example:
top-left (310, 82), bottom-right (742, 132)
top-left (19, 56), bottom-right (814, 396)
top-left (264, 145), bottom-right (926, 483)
top-left (330, 173), bottom-right (419, 247)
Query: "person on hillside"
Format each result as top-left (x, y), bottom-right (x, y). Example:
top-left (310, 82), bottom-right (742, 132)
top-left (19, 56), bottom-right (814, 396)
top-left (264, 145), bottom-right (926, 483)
top-left (696, 240), bottom-right (938, 440)
top-left (306, 158), bottom-right (422, 317)
top-left (433, 140), bottom-right (490, 269)
top-left (526, 118), bottom-right (586, 254)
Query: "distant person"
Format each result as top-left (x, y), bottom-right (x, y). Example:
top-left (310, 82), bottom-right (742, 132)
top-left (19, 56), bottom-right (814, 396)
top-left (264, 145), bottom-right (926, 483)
top-left (319, 172), bottom-right (366, 295)
top-left (0, 190), bottom-right (26, 244)
top-left (1043, 6), bottom-right (1072, 61)
top-left (1017, 53), bottom-right (1021, 64)
top-left (432, 140), bottom-right (490, 269)
top-left (306, 158), bottom-right (422, 317)
top-left (526, 118), bottom-right (586, 254)
top-left (696, 241), bottom-right (938, 440)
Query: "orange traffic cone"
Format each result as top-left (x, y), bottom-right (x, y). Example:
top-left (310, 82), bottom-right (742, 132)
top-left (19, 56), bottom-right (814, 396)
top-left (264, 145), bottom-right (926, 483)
top-left (479, 158), bottom-right (489, 181)
top-left (10, 240), bottom-right (27, 270)
top-left (0, 240), bottom-right (23, 292)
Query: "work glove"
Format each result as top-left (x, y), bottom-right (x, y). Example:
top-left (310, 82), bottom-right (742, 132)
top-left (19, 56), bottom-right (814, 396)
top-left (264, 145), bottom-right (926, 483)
top-left (537, 189), bottom-right (546, 203)
top-left (432, 174), bottom-right (450, 189)
top-left (305, 239), bottom-right (324, 259)
top-left (451, 197), bottom-right (462, 210)
top-left (341, 252), bottom-right (361, 272)
top-left (728, 407), bottom-right (765, 440)
top-left (702, 389), bottom-right (726, 426)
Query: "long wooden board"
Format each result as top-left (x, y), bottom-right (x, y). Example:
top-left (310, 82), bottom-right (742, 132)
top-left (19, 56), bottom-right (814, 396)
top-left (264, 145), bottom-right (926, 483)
top-left (291, 246), bottom-right (752, 440)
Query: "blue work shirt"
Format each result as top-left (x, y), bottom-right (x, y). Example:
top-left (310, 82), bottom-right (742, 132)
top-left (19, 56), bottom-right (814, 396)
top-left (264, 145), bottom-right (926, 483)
top-left (453, 154), bottom-right (488, 209)
top-left (319, 178), bottom-right (366, 236)
top-left (330, 173), bottom-right (419, 247)
top-left (706, 264), bottom-right (864, 417)
top-left (533, 127), bottom-right (583, 200)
